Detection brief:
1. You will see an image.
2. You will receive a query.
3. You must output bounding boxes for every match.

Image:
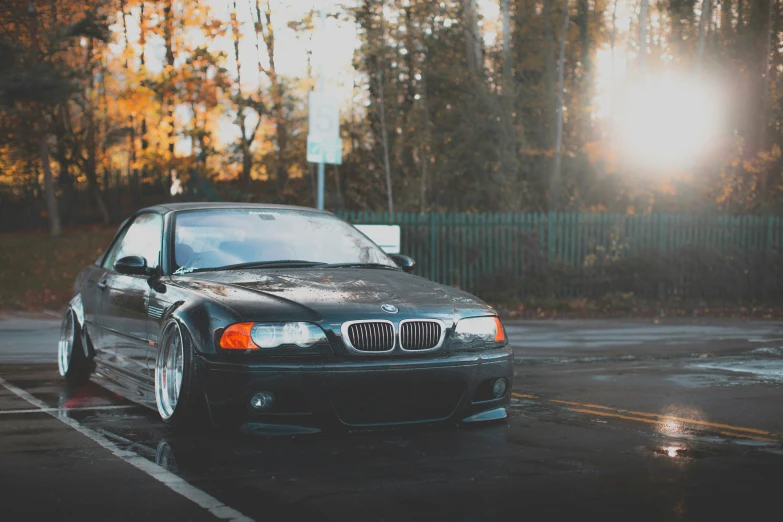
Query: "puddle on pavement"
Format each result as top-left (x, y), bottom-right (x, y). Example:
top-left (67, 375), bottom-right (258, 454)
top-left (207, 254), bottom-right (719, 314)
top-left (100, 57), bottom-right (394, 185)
top-left (651, 445), bottom-right (717, 460)
top-left (692, 359), bottom-right (783, 384)
top-left (664, 373), bottom-right (742, 388)
top-left (748, 346), bottom-right (783, 356)
top-left (514, 354), bottom-right (638, 366)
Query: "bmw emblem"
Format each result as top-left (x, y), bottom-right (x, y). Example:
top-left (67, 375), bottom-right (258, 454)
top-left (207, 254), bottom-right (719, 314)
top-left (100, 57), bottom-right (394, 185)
top-left (381, 304), bottom-right (398, 314)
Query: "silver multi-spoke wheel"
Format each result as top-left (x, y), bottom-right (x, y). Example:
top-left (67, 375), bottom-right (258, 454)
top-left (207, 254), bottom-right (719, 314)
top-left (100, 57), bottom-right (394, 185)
top-left (58, 310), bottom-right (75, 378)
top-left (155, 323), bottom-right (185, 420)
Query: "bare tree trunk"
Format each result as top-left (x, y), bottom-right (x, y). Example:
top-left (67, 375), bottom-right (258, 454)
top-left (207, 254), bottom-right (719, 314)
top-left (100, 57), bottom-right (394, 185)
top-left (462, 0), bottom-right (483, 74)
top-left (609, 0), bottom-right (618, 128)
top-left (370, 4), bottom-right (394, 213)
top-left (720, 0), bottom-right (732, 32)
top-left (163, 0), bottom-right (176, 195)
top-left (577, 0), bottom-right (591, 141)
top-left (120, 0), bottom-right (138, 208)
top-left (418, 73), bottom-right (431, 214)
top-left (376, 57), bottom-right (394, 214)
top-left (39, 133), bottom-right (61, 237)
top-left (551, 0), bottom-right (569, 211)
top-left (760, 0), bottom-right (775, 194)
top-left (543, 0), bottom-right (556, 148)
top-left (638, 0), bottom-right (648, 67)
top-left (500, 0), bottom-right (523, 191)
top-left (417, 72), bottom-right (430, 214)
top-left (254, 0), bottom-right (290, 198)
top-left (83, 38), bottom-right (109, 224)
top-left (232, 0), bottom-right (255, 188)
top-left (28, 1), bottom-right (60, 237)
top-left (696, 0), bottom-right (711, 70)
top-left (139, 2), bottom-right (148, 167)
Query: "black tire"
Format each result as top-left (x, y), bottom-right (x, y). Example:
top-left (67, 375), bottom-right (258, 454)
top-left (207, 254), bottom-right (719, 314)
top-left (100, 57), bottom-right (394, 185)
top-left (154, 320), bottom-right (208, 429)
top-left (57, 309), bottom-right (91, 387)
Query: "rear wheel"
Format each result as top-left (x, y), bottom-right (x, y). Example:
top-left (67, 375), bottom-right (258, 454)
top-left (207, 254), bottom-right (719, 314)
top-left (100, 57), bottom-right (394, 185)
top-left (155, 320), bottom-right (207, 429)
top-left (57, 309), bottom-right (90, 387)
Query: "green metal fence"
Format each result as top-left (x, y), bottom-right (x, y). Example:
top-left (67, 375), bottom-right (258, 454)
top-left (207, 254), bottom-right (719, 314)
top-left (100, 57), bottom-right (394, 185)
top-left (339, 212), bottom-right (783, 301)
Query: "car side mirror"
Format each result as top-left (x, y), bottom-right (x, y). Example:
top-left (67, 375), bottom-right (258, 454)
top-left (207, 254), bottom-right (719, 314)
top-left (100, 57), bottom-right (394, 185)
top-left (389, 254), bottom-right (416, 273)
top-left (114, 255), bottom-right (151, 276)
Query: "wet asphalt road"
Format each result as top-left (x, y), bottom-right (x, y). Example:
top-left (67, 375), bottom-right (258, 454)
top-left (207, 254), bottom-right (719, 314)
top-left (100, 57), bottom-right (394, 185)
top-left (1, 314), bottom-right (783, 521)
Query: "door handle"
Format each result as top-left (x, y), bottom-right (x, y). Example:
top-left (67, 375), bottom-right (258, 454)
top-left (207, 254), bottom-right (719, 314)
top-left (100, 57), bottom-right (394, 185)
top-left (98, 280), bottom-right (108, 291)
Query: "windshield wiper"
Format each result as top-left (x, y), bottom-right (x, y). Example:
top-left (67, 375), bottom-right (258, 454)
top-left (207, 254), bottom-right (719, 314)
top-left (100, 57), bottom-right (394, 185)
top-left (324, 262), bottom-right (399, 270)
top-left (219, 260), bottom-right (328, 271)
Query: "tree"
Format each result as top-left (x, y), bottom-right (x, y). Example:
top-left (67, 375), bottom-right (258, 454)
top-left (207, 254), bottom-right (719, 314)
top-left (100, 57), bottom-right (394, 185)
top-left (0, 1), bottom-right (109, 236)
top-left (252, 0), bottom-right (292, 198)
top-left (230, 0), bottom-right (264, 188)
top-left (551, 0), bottom-right (570, 210)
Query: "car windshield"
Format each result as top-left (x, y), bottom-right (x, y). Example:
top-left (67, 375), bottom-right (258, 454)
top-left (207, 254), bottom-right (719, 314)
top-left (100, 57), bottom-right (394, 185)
top-left (172, 209), bottom-right (396, 272)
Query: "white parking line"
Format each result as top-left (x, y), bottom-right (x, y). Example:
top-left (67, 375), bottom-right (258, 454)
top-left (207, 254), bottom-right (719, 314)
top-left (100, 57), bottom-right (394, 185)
top-left (0, 404), bottom-right (137, 415)
top-left (0, 376), bottom-right (254, 522)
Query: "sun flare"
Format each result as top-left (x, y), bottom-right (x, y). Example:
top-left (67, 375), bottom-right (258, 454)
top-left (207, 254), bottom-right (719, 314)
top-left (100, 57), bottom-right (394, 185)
top-left (613, 73), bottom-right (723, 170)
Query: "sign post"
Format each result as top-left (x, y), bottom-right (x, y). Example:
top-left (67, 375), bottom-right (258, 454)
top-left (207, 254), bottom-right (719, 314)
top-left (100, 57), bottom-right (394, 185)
top-left (308, 0), bottom-right (343, 210)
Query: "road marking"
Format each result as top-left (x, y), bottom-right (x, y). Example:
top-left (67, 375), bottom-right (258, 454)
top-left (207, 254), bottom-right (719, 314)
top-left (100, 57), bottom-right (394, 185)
top-left (717, 431), bottom-right (778, 443)
top-left (567, 408), bottom-right (779, 443)
top-left (512, 392), bottom-right (781, 441)
top-left (569, 408), bottom-right (661, 426)
top-left (0, 404), bottom-right (136, 415)
top-left (0, 376), bottom-right (254, 522)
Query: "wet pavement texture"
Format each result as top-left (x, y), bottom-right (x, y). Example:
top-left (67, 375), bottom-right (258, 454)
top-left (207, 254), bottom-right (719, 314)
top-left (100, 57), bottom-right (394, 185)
top-left (1, 316), bottom-right (783, 521)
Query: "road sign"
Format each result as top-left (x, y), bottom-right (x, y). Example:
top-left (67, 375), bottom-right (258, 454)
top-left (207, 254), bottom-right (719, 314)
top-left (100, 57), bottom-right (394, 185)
top-left (309, 92), bottom-right (340, 139)
top-left (307, 135), bottom-right (343, 165)
top-left (308, 92), bottom-right (342, 166)
top-left (354, 225), bottom-right (401, 254)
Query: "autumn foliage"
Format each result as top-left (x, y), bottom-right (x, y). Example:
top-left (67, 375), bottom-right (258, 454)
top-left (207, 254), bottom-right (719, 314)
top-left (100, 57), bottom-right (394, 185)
top-left (1, 0), bottom-right (783, 236)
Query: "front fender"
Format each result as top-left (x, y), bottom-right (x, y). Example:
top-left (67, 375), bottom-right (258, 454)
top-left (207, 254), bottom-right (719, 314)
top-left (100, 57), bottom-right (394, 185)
top-left (69, 293), bottom-right (85, 330)
top-left (163, 299), bottom-right (240, 356)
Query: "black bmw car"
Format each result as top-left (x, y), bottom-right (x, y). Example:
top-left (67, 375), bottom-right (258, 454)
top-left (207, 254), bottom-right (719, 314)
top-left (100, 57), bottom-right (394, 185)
top-left (58, 203), bottom-right (512, 431)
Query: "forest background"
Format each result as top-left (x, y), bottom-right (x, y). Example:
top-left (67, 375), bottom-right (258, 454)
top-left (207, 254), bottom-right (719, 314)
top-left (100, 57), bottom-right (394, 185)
top-left (2, 0), bottom-right (782, 314)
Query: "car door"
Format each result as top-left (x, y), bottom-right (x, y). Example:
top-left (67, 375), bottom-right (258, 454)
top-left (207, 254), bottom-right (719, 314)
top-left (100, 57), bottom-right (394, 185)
top-left (78, 264), bottom-right (111, 359)
top-left (89, 222), bottom-right (135, 361)
top-left (99, 213), bottom-right (164, 385)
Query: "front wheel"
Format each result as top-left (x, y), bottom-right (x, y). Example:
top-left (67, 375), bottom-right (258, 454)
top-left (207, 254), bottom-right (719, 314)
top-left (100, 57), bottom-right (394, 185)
top-left (155, 320), bottom-right (207, 429)
top-left (57, 309), bottom-right (90, 387)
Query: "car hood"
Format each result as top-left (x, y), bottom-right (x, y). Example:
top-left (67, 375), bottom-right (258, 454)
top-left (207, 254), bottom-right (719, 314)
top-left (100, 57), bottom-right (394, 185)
top-left (171, 268), bottom-right (495, 325)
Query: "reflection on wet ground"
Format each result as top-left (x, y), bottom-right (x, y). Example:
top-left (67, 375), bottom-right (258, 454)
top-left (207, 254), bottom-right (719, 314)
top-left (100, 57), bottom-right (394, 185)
top-left (2, 350), bottom-right (782, 522)
top-left (2, 319), bottom-right (783, 520)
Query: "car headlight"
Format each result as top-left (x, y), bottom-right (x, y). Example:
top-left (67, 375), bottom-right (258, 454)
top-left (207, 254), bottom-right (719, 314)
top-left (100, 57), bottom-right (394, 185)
top-left (452, 316), bottom-right (506, 349)
top-left (220, 322), bottom-right (327, 350)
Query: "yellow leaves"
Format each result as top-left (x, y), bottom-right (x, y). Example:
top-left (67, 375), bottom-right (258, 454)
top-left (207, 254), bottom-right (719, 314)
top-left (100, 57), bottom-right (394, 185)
top-left (656, 180), bottom-right (678, 196)
top-left (584, 140), bottom-right (602, 163)
top-left (584, 140), bottom-right (617, 174)
top-left (521, 148), bottom-right (555, 158)
top-left (742, 145), bottom-right (781, 174)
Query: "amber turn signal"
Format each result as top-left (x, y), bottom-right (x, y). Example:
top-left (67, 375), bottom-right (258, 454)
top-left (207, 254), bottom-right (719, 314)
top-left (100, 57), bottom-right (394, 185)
top-left (493, 317), bottom-right (505, 343)
top-left (219, 322), bottom-right (259, 350)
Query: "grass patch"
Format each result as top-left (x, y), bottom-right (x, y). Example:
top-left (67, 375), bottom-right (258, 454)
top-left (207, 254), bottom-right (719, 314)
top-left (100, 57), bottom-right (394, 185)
top-left (0, 226), bottom-right (117, 311)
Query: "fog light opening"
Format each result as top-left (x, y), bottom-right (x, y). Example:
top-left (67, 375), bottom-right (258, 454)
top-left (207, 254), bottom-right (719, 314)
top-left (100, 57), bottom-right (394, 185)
top-left (250, 391), bottom-right (275, 411)
top-left (492, 378), bottom-right (508, 398)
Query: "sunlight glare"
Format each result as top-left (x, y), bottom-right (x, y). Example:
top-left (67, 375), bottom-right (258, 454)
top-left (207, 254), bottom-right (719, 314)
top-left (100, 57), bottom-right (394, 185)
top-left (614, 74), bottom-right (723, 169)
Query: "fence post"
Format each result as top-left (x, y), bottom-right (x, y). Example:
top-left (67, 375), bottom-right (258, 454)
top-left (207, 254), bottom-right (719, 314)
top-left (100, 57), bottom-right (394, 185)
top-left (430, 212), bottom-right (437, 282)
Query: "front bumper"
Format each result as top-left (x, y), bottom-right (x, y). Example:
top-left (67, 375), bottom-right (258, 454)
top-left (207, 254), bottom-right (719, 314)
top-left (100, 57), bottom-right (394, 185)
top-left (197, 348), bottom-right (513, 429)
